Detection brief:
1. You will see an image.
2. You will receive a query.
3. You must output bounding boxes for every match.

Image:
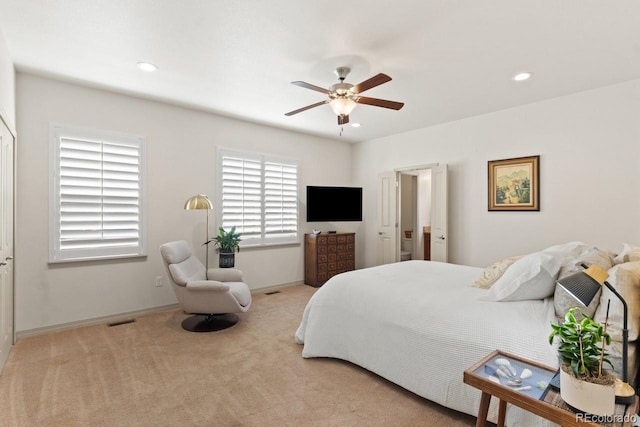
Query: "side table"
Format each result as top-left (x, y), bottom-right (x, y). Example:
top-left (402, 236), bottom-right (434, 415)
top-left (463, 350), bottom-right (639, 427)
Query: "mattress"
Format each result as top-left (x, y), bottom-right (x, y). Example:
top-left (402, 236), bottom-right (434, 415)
top-left (296, 260), bottom-right (561, 426)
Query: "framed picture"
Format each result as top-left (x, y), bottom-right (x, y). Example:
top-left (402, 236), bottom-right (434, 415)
top-left (488, 155), bottom-right (539, 211)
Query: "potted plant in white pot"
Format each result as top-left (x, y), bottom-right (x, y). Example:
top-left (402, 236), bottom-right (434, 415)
top-left (548, 307), bottom-right (616, 416)
top-left (207, 226), bottom-right (241, 268)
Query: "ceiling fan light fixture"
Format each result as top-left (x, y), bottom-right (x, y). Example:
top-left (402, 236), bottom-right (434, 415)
top-left (285, 68), bottom-right (403, 122)
top-left (329, 97), bottom-right (357, 116)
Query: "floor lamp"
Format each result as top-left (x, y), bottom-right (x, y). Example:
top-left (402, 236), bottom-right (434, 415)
top-left (184, 194), bottom-right (214, 270)
top-left (556, 264), bottom-right (636, 404)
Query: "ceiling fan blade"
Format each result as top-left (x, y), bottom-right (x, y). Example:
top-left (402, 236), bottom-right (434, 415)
top-left (338, 114), bottom-right (349, 125)
top-left (285, 100), bottom-right (329, 116)
top-left (356, 96), bottom-right (404, 110)
top-left (351, 73), bottom-right (392, 94)
top-left (291, 81), bottom-right (331, 94)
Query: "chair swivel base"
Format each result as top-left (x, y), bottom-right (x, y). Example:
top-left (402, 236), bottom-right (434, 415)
top-left (181, 313), bottom-right (239, 332)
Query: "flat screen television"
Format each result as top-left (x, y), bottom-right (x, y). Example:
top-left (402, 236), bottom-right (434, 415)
top-left (306, 186), bottom-right (363, 222)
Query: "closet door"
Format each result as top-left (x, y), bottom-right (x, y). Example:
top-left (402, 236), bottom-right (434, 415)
top-left (0, 118), bottom-right (14, 372)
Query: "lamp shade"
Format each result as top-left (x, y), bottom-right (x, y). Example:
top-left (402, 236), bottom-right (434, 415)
top-left (184, 194), bottom-right (213, 210)
top-left (556, 271), bottom-right (601, 307)
top-left (329, 97), bottom-right (357, 116)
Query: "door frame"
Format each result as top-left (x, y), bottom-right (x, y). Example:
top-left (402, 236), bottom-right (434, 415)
top-left (0, 112), bottom-right (16, 349)
top-left (393, 163), bottom-right (445, 262)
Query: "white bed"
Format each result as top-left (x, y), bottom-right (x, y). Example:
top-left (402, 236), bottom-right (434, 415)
top-left (295, 260), bottom-right (560, 426)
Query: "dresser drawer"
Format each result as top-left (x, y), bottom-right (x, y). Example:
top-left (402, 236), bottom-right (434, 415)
top-left (305, 233), bottom-right (355, 287)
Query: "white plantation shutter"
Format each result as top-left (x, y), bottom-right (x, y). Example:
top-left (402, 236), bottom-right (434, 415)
top-left (220, 155), bottom-right (263, 239)
top-left (50, 124), bottom-right (146, 262)
top-left (264, 162), bottom-right (297, 239)
top-left (218, 149), bottom-right (298, 246)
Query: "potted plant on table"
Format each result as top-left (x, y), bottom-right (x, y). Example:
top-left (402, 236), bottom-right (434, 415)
top-left (207, 226), bottom-right (241, 268)
top-left (548, 307), bottom-right (616, 416)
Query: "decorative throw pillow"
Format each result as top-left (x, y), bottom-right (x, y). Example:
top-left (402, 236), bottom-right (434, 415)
top-left (594, 262), bottom-right (640, 342)
top-left (614, 243), bottom-right (640, 264)
top-left (482, 251), bottom-right (563, 301)
top-left (558, 247), bottom-right (615, 279)
top-left (472, 255), bottom-right (523, 289)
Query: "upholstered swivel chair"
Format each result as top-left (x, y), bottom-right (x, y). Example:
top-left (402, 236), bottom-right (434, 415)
top-left (160, 240), bottom-right (252, 332)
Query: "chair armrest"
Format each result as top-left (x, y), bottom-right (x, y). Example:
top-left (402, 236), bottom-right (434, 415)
top-left (207, 268), bottom-right (243, 282)
top-left (186, 280), bottom-right (230, 292)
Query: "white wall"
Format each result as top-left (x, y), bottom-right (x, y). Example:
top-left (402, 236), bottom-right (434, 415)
top-left (416, 169), bottom-right (431, 260)
top-left (15, 73), bottom-right (352, 333)
top-left (353, 79), bottom-right (640, 268)
top-left (0, 26), bottom-right (15, 131)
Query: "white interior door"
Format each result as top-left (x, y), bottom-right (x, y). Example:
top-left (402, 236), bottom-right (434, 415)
top-left (377, 171), bottom-right (398, 265)
top-left (0, 118), bottom-right (14, 372)
top-left (430, 164), bottom-right (448, 262)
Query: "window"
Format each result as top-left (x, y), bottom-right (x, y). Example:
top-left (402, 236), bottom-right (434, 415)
top-left (217, 148), bottom-right (298, 246)
top-left (49, 124), bottom-right (146, 262)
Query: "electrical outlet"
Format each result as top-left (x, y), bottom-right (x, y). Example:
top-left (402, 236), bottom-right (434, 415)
top-left (155, 276), bottom-right (163, 287)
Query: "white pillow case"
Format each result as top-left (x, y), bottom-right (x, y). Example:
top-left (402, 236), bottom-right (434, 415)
top-left (483, 251), bottom-right (564, 301)
top-left (472, 255), bottom-right (523, 289)
top-left (481, 241), bottom-right (585, 302)
top-left (542, 241), bottom-right (587, 259)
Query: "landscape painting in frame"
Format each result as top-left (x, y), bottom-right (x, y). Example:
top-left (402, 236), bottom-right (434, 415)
top-left (488, 155), bottom-right (539, 211)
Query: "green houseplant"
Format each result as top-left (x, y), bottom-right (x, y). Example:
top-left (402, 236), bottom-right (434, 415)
top-left (548, 307), bottom-right (615, 416)
top-left (207, 226), bottom-right (241, 268)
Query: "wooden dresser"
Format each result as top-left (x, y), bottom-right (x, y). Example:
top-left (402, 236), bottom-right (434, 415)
top-left (304, 232), bottom-right (355, 287)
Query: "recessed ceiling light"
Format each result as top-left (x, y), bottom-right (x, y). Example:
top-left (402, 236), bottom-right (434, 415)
top-left (351, 123), bottom-right (361, 128)
top-left (512, 72), bottom-right (532, 82)
top-left (137, 62), bottom-right (158, 72)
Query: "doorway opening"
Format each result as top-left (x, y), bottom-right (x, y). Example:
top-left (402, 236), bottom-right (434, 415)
top-left (398, 169), bottom-right (431, 261)
top-left (377, 163), bottom-right (447, 265)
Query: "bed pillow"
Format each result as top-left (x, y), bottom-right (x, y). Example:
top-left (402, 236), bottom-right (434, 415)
top-left (558, 247), bottom-right (615, 279)
top-left (594, 261), bottom-right (640, 342)
top-left (482, 251), bottom-right (563, 301)
top-left (554, 283), bottom-right (601, 320)
top-left (614, 243), bottom-right (640, 264)
top-left (553, 247), bottom-right (613, 319)
top-left (542, 241), bottom-right (587, 259)
top-left (472, 255), bottom-right (523, 289)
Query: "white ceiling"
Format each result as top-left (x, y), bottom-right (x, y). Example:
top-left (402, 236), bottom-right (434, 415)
top-left (1, 0), bottom-right (640, 143)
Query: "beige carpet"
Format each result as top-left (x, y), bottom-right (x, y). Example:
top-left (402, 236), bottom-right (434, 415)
top-left (0, 285), bottom-right (476, 426)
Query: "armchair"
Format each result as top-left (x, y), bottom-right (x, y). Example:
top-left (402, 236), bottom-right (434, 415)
top-left (160, 240), bottom-right (252, 332)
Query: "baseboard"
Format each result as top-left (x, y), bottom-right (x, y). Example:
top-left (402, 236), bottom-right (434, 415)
top-left (251, 281), bottom-right (303, 294)
top-left (16, 303), bottom-right (180, 339)
top-left (16, 282), bottom-right (305, 340)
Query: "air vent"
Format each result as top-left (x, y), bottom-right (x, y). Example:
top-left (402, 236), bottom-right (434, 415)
top-left (107, 319), bottom-right (136, 327)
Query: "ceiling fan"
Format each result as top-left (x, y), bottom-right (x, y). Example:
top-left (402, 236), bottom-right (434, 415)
top-left (285, 67), bottom-right (404, 125)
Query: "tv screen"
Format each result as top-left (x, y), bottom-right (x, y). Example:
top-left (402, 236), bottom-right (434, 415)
top-left (306, 186), bottom-right (363, 222)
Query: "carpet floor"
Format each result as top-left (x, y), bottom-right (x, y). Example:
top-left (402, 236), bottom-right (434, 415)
top-left (0, 285), bottom-right (476, 426)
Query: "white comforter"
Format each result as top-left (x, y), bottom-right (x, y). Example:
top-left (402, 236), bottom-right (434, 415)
top-left (295, 260), bottom-right (560, 426)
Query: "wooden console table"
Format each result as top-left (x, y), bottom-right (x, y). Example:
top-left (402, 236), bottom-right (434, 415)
top-left (464, 350), bottom-right (638, 427)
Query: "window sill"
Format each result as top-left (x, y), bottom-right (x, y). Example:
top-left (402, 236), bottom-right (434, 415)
top-left (239, 241), bottom-right (301, 250)
top-left (48, 254), bottom-right (148, 265)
